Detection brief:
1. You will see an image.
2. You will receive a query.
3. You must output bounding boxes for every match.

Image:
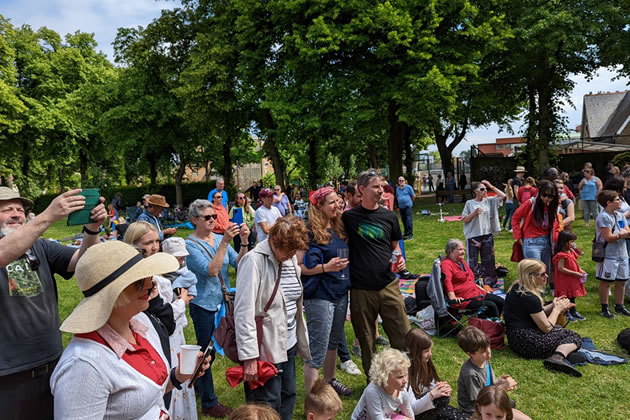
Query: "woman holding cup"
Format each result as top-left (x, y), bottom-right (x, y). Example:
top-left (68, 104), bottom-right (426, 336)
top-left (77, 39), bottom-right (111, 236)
top-left (298, 187), bottom-right (352, 395)
top-left (50, 241), bottom-right (210, 419)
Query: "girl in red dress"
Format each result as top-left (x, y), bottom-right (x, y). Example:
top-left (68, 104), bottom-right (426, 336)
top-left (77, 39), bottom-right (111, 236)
top-left (553, 231), bottom-right (587, 321)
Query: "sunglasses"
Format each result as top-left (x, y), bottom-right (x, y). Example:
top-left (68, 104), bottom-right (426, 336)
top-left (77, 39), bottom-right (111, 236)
top-left (201, 214), bottom-right (218, 221)
top-left (213, 195), bottom-right (222, 199)
top-left (476, 188), bottom-right (487, 192)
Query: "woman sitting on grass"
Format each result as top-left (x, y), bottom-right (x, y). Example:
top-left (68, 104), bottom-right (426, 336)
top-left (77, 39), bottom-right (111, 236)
top-left (503, 259), bottom-right (582, 377)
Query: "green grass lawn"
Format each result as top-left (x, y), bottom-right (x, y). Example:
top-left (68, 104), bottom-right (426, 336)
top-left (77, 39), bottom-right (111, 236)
top-left (47, 197), bottom-right (630, 419)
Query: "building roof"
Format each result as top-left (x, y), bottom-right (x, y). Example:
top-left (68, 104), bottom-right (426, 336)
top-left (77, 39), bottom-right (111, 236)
top-left (583, 91), bottom-right (629, 139)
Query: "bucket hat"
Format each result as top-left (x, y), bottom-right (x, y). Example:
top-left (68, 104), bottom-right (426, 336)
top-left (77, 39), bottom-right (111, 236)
top-left (514, 166), bottom-right (526, 173)
top-left (147, 194), bottom-right (169, 208)
top-left (60, 241), bottom-right (178, 333)
top-left (0, 187), bottom-right (33, 212)
top-left (162, 237), bottom-right (189, 257)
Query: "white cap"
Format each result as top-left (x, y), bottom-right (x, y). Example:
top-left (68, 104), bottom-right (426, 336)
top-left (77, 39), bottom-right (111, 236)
top-left (161, 237), bottom-right (189, 257)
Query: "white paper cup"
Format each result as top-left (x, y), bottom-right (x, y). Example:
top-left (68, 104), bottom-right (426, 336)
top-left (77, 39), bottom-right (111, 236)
top-left (180, 345), bottom-right (201, 374)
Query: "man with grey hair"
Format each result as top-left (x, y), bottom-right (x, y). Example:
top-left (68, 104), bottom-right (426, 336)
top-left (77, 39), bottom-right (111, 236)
top-left (0, 187), bottom-right (107, 418)
top-left (341, 169), bottom-right (411, 375)
top-left (208, 177), bottom-right (229, 209)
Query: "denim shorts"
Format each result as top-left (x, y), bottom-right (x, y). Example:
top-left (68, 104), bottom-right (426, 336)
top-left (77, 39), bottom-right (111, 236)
top-left (303, 294), bottom-right (348, 369)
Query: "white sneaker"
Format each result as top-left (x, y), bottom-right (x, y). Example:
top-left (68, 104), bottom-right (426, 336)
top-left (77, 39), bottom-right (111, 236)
top-left (340, 360), bottom-right (361, 375)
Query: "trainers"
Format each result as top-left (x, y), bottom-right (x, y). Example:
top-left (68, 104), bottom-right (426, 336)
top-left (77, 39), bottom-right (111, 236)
top-left (329, 378), bottom-right (352, 396)
top-left (601, 310), bottom-right (615, 319)
top-left (375, 335), bottom-right (390, 346)
top-left (340, 360), bottom-right (362, 375)
top-left (351, 345), bottom-right (362, 358)
top-left (565, 312), bottom-right (576, 322)
top-left (572, 311), bottom-right (586, 320)
top-left (615, 306), bottom-right (630, 317)
top-left (202, 403), bottom-right (233, 418)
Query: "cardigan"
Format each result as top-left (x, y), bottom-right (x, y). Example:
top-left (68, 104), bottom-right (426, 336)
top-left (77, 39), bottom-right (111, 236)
top-left (50, 313), bottom-right (169, 420)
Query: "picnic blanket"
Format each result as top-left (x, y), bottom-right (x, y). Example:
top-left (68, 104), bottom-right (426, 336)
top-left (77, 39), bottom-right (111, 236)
top-left (443, 215), bottom-right (462, 222)
top-left (399, 276), bottom-right (429, 297)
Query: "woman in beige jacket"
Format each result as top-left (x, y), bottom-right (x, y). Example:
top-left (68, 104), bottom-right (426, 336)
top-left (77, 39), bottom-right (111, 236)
top-left (234, 216), bottom-right (311, 420)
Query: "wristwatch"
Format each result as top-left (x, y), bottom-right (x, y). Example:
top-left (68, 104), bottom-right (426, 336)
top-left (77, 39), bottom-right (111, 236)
top-left (82, 225), bottom-right (102, 235)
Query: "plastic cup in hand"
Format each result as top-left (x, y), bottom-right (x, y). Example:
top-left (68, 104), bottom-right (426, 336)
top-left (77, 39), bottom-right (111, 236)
top-left (337, 248), bottom-right (349, 279)
top-left (180, 344), bottom-right (201, 374)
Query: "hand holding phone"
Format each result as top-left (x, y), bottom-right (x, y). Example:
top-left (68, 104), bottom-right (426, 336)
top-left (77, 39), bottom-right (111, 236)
top-left (67, 188), bottom-right (101, 226)
top-left (188, 342), bottom-right (213, 388)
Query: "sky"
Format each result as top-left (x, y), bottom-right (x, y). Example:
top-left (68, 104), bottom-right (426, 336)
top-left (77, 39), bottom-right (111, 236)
top-left (3, 0), bottom-right (629, 155)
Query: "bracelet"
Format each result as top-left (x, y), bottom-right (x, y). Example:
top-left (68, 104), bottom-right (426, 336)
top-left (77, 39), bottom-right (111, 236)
top-left (82, 225), bottom-right (102, 236)
top-left (170, 367), bottom-right (183, 390)
top-left (240, 244), bottom-right (248, 248)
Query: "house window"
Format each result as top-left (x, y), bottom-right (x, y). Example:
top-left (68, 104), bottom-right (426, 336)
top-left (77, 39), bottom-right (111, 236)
top-left (496, 144), bottom-right (503, 151)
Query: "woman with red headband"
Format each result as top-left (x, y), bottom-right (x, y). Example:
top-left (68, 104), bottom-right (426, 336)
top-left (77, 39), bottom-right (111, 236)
top-left (298, 187), bottom-right (352, 397)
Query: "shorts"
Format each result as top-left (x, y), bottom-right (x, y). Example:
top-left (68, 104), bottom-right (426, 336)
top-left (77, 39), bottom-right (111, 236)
top-left (304, 294), bottom-right (348, 369)
top-left (596, 258), bottom-right (629, 282)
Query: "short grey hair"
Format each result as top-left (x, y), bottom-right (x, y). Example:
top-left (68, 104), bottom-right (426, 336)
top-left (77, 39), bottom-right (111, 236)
top-left (188, 199), bottom-right (214, 226)
top-left (445, 238), bottom-right (464, 256)
top-left (357, 168), bottom-right (381, 188)
top-left (622, 168), bottom-right (630, 178)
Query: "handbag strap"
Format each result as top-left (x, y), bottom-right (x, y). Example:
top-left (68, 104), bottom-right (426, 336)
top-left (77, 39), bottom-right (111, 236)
top-left (263, 262), bottom-right (283, 313)
top-left (188, 237), bottom-right (230, 301)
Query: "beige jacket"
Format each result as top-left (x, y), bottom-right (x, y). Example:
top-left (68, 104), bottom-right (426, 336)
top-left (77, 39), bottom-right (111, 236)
top-left (234, 239), bottom-right (311, 364)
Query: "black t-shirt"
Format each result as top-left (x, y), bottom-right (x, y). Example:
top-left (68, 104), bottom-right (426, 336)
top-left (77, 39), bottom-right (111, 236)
top-left (0, 239), bottom-right (76, 375)
top-left (246, 185), bottom-right (262, 201)
top-left (512, 176), bottom-right (522, 202)
top-left (342, 206), bottom-right (402, 290)
top-left (503, 284), bottom-right (543, 330)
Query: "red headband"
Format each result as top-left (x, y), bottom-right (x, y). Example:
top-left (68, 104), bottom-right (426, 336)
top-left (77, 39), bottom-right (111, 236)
top-left (310, 187), bottom-right (335, 205)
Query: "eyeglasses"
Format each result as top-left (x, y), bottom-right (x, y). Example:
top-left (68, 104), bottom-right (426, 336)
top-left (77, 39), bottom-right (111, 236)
top-left (213, 195), bottom-right (221, 199)
top-left (201, 214), bottom-right (218, 221)
top-left (236, 196), bottom-right (245, 200)
top-left (476, 188), bottom-right (487, 192)
top-left (24, 248), bottom-right (40, 271)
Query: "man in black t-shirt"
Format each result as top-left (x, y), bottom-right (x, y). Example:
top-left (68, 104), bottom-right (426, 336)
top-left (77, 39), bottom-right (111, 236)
top-left (0, 187), bottom-right (107, 419)
top-left (512, 166), bottom-right (526, 205)
top-left (342, 169), bottom-right (411, 375)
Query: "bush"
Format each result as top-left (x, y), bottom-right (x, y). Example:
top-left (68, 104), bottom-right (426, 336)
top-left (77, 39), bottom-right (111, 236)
top-left (33, 182), bottom-right (220, 214)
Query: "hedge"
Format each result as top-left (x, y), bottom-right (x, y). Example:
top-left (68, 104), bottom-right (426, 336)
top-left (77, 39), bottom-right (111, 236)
top-left (33, 182), bottom-right (238, 214)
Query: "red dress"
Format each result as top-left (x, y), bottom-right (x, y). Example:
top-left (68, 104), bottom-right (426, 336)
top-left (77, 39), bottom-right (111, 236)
top-left (553, 249), bottom-right (586, 298)
top-left (441, 258), bottom-right (486, 308)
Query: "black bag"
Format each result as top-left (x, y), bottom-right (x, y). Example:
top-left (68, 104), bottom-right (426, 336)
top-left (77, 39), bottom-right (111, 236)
top-left (592, 223), bottom-right (616, 263)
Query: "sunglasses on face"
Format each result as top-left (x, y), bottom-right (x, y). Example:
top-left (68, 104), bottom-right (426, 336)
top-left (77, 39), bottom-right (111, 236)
top-left (476, 188), bottom-right (487, 192)
top-left (213, 195), bottom-right (221, 199)
top-left (541, 193), bottom-right (554, 198)
top-left (201, 214), bottom-right (218, 221)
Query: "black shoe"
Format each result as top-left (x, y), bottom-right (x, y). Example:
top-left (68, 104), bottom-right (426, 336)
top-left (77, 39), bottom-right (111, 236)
top-left (543, 357), bottom-right (582, 377)
top-left (566, 351), bottom-right (587, 365)
top-left (601, 310), bottom-right (615, 319)
top-left (615, 306), bottom-right (630, 317)
top-left (572, 311), bottom-right (586, 320)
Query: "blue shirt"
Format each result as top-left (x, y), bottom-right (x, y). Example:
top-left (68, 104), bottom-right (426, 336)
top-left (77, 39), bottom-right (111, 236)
top-left (136, 209), bottom-right (164, 240)
top-left (395, 184), bottom-right (415, 209)
top-left (185, 234), bottom-right (239, 311)
top-left (301, 230), bottom-right (350, 301)
top-left (207, 189), bottom-right (229, 209)
top-left (581, 177), bottom-right (599, 200)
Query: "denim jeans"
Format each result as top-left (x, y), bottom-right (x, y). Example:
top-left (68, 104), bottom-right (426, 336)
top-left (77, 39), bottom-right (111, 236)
top-left (523, 236), bottom-right (551, 276)
top-left (244, 345), bottom-right (297, 420)
top-left (304, 294), bottom-right (348, 369)
top-left (337, 328), bottom-right (351, 363)
top-left (503, 201), bottom-right (515, 230)
top-left (189, 303), bottom-right (219, 409)
top-left (399, 206), bottom-right (414, 237)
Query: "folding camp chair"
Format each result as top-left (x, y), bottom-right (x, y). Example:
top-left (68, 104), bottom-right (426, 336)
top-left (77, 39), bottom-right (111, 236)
top-left (126, 206), bottom-right (140, 222)
top-left (427, 256), bottom-right (487, 338)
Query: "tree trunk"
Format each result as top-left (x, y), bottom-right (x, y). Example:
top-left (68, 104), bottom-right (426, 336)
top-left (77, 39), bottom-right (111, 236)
top-left (387, 101), bottom-right (406, 182)
top-left (404, 133), bottom-right (413, 178)
top-left (174, 158), bottom-right (186, 209)
top-left (79, 148), bottom-right (89, 187)
top-left (368, 146), bottom-right (377, 169)
top-left (222, 137), bottom-right (233, 190)
top-left (434, 131), bottom-right (454, 176)
top-left (148, 155), bottom-right (158, 186)
top-left (260, 109), bottom-right (286, 189)
top-left (537, 83), bottom-right (553, 172)
top-left (307, 136), bottom-right (318, 189)
top-left (58, 167), bottom-right (65, 191)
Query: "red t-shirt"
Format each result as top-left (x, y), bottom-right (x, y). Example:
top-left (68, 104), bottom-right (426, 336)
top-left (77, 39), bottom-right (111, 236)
top-left (77, 330), bottom-right (168, 386)
top-left (441, 258), bottom-right (486, 308)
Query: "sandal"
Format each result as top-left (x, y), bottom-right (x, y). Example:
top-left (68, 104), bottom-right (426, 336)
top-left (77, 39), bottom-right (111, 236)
top-left (543, 356), bottom-right (582, 377)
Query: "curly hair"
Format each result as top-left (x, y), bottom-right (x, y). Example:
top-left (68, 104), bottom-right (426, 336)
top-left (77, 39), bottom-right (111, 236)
top-left (406, 329), bottom-right (439, 396)
top-left (507, 258), bottom-right (545, 305)
top-left (269, 216), bottom-right (309, 251)
top-left (308, 191), bottom-right (347, 245)
top-left (368, 348), bottom-right (410, 389)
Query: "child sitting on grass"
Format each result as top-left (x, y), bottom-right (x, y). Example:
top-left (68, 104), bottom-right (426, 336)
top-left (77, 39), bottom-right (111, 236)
top-left (305, 378), bottom-right (343, 420)
top-left (456, 326), bottom-right (530, 420)
top-left (470, 385), bottom-right (513, 420)
top-left (352, 348), bottom-right (414, 420)
top-left (552, 230), bottom-right (587, 321)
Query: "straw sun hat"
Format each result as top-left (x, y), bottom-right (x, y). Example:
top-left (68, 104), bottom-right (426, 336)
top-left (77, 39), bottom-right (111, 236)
top-left (61, 241), bottom-right (178, 334)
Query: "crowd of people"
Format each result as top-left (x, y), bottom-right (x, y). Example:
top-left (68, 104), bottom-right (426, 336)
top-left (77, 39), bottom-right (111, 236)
top-left (1, 160), bottom-right (629, 419)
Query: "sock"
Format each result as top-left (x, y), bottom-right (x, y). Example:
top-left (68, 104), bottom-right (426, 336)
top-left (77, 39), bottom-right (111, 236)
top-left (602, 304), bottom-right (610, 312)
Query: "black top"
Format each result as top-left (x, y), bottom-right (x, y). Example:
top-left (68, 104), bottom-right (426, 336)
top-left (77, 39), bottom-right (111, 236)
top-left (503, 284), bottom-right (543, 330)
top-left (341, 205), bottom-right (402, 290)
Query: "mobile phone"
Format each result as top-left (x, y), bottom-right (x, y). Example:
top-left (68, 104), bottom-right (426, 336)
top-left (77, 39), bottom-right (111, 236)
top-left (231, 207), bottom-right (243, 225)
top-left (67, 188), bottom-right (100, 226)
top-left (188, 341), bottom-right (213, 388)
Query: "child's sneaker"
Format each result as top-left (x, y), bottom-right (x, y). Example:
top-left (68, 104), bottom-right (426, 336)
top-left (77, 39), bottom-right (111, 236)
top-left (565, 312), bottom-right (576, 322)
top-left (572, 311), bottom-right (586, 321)
top-left (329, 378), bottom-right (352, 396)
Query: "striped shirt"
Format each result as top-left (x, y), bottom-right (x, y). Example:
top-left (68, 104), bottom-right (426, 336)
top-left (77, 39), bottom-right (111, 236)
top-left (280, 261), bottom-right (302, 349)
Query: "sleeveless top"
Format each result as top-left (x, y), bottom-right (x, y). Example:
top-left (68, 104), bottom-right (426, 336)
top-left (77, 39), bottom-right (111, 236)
top-left (581, 177), bottom-right (598, 200)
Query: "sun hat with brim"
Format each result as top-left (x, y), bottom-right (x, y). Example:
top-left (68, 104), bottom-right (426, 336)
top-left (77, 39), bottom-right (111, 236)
top-left (0, 187), bottom-right (33, 212)
top-left (514, 166), bottom-right (526, 173)
top-left (60, 241), bottom-right (178, 334)
top-left (147, 194), bottom-right (170, 208)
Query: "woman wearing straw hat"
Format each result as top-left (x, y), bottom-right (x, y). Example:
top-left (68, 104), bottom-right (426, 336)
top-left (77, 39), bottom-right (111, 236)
top-left (50, 241), bottom-right (210, 419)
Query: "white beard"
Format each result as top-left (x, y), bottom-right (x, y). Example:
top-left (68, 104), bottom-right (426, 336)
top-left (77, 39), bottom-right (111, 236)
top-left (0, 225), bottom-right (18, 238)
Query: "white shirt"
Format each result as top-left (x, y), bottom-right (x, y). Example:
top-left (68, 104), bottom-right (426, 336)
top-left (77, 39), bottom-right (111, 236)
top-left (254, 205), bottom-right (283, 241)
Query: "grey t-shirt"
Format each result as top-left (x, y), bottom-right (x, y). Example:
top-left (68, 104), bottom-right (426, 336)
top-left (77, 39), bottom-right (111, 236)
top-left (0, 239), bottom-right (75, 375)
top-left (462, 196), bottom-right (501, 238)
top-left (457, 358), bottom-right (496, 416)
top-left (596, 210), bottom-right (628, 260)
